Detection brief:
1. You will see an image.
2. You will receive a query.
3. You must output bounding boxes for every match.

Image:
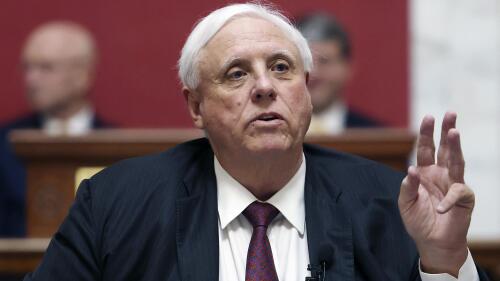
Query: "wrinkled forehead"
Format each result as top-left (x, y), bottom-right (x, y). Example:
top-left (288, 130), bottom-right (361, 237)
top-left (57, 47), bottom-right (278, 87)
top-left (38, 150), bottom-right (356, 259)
top-left (200, 16), bottom-right (302, 67)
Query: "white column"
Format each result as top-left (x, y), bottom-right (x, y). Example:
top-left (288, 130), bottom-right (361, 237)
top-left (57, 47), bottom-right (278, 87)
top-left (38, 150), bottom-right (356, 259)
top-left (411, 0), bottom-right (500, 239)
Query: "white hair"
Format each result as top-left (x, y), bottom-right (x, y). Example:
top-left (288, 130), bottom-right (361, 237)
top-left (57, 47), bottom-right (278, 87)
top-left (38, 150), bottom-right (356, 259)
top-left (178, 3), bottom-right (313, 90)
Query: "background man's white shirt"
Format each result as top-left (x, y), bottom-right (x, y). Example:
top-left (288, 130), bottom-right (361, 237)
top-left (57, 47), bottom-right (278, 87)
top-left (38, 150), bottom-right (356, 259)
top-left (308, 102), bottom-right (347, 135)
top-left (43, 106), bottom-right (94, 136)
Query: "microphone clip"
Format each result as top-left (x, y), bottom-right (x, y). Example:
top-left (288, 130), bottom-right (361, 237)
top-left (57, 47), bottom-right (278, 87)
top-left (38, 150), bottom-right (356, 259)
top-left (305, 261), bottom-right (326, 281)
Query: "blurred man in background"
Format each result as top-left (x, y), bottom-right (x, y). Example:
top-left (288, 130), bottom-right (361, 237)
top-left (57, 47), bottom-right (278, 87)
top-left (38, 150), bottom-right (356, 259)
top-left (0, 21), bottom-right (108, 237)
top-left (297, 13), bottom-right (379, 134)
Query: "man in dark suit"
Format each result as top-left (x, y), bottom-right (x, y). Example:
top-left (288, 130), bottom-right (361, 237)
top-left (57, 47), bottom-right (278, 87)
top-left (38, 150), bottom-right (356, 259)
top-left (0, 22), bottom-right (108, 237)
top-left (296, 13), bottom-right (379, 134)
top-left (25, 3), bottom-right (489, 280)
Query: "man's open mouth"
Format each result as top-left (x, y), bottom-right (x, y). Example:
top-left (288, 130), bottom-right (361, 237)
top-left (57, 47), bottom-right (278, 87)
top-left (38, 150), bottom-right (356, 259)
top-left (253, 112), bottom-right (283, 122)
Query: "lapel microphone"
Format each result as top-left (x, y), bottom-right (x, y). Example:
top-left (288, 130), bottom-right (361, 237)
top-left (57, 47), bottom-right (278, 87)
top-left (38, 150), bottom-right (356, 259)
top-left (305, 243), bottom-right (335, 281)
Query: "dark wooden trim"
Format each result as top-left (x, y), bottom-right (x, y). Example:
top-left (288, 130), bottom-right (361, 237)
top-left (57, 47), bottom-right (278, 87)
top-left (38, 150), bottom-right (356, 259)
top-left (10, 128), bottom-right (415, 237)
top-left (0, 239), bottom-right (49, 274)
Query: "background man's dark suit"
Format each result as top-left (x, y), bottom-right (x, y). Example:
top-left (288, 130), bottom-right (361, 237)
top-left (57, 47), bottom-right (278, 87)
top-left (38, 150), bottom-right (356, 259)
top-left (0, 113), bottom-right (108, 237)
top-left (23, 138), bottom-right (490, 280)
top-left (346, 109), bottom-right (379, 128)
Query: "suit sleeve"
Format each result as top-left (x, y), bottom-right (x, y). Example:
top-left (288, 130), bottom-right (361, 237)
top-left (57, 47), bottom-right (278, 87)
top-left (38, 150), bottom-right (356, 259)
top-left (0, 129), bottom-right (27, 236)
top-left (24, 179), bottom-right (101, 280)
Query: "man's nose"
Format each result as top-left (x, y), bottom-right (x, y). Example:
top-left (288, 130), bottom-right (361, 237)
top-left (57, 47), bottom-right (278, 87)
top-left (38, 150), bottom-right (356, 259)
top-left (251, 72), bottom-right (276, 103)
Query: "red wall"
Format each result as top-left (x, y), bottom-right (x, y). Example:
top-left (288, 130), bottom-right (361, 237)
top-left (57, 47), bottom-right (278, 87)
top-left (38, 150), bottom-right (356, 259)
top-left (0, 0), bottom-right (408, 128)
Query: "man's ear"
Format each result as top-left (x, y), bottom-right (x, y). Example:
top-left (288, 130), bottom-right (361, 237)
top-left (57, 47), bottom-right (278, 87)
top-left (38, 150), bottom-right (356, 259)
top-left (183, 87), bottom-right (204, 129)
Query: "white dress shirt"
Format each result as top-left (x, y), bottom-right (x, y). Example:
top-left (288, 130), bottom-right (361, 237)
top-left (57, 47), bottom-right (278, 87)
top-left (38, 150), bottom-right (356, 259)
top-left (43, 106), bottom-right (94, 136)
top-left (307, 102), bottom-right (347, 135)
top-left (216, 155), bottom-right (310, 281)
top-left (214, 156), bottom-right (479, 281)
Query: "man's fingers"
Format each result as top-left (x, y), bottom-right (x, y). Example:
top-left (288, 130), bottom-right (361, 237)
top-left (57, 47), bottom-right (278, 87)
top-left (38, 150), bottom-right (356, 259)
top-left (417, 115), bottom-right (436, 167)
top-left (437, 183), bottom-right (474, 213)
top-left (447, 129), bottom-right (465, 184)
top-left (399, 166), bottom-right (421, 206)
top-left (437, 112), bottom-right (457, 166)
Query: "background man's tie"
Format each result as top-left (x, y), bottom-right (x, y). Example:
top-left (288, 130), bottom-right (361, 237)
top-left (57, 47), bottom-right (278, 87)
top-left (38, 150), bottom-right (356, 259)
top-left (243, 201), bottom-right (280, 281)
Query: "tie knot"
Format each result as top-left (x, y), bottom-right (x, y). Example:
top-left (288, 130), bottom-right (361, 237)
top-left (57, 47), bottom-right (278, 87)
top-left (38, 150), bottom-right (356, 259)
top-left (243, 201), bottom-right (279, 228)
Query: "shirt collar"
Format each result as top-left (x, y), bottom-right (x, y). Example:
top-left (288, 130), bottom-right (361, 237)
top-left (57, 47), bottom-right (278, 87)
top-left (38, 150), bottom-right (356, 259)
top-left (43, 106), bottom-right (94, 136)
top-left (215, 154), bottom-right (306, 235)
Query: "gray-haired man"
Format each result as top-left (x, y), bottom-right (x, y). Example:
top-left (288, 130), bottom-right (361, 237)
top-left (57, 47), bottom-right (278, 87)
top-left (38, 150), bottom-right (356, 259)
top-left (25, 3), bottom-right (488, 281)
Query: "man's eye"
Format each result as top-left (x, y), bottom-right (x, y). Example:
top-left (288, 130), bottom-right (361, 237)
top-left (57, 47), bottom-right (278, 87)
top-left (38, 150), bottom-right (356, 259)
top-left (272, 62), bottom-right (289, 73)
top-left (228, 70), bottom-right (246, 80)
top-left (317, 57), bottom-right (330, 65)
top-left (40, 63), bottom-right (55, 72)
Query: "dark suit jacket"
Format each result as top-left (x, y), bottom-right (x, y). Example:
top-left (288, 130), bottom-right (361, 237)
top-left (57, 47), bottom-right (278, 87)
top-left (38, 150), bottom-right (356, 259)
top-left (345, 109), bottom-right (379, 128)
top-left (24, 138), bottom-right (490, 280)
top-left (0, 113), bottom-right (109, 237)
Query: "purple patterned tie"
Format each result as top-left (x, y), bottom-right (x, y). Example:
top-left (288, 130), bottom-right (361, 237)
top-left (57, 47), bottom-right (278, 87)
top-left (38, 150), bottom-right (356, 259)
top-left (243, 201), bottom-right (280, 281)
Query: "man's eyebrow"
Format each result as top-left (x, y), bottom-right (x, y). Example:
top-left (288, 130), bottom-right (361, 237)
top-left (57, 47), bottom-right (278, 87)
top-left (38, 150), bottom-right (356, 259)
top-left (267, 50), bottom-right (297, 65)
top-left (217, 50), bottom-right (298, 74)
top-left (219, 57), bottom-right (245, 74)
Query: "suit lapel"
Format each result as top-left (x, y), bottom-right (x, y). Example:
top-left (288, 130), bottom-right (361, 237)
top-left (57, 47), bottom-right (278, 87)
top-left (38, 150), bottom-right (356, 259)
top-left (176, 151), bottom-right (219, 281)
top-left (305, 154), bottom-right (354, 281)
